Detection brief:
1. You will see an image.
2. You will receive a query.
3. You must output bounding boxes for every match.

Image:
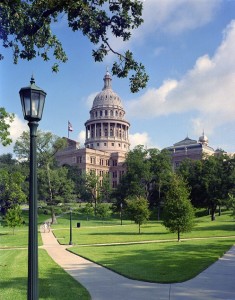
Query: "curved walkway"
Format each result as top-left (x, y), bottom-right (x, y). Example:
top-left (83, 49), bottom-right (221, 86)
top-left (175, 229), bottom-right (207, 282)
top-left (41, 231), bottom-right (235, 300)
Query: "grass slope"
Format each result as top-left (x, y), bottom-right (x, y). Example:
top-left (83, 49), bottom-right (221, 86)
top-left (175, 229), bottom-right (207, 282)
top-left (0, 249), bottom-right (90, 300)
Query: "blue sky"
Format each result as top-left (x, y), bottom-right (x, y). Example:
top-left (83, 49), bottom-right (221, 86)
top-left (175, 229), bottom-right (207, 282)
top-left (1, 0), bottom-right (235, 155)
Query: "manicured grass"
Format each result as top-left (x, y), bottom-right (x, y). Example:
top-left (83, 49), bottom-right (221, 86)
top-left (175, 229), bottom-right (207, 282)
top-left (0, 210), bottom-right (51, 248)
top-left (0, 249), bottom-right (90, 300)
top-left (52, 211), bottom-right (235, 283)
top-left (72, 238), bottom-right (234, 283)
top-left (52, 212), bottom-right (235, 246)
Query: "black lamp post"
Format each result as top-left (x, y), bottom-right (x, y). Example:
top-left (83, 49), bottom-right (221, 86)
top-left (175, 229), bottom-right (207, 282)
top-left (19, 76), bottom-right (46, 300)
top-left (69, 207), bottom-right (73, 245)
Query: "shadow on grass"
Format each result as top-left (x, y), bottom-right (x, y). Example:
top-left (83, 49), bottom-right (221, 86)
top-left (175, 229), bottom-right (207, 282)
top-left (75, 239), bottom-right (234, 284)
top-left (193, 223), bottom-right (235, 232)
top-left (87, 231), bottom-right (168, 236)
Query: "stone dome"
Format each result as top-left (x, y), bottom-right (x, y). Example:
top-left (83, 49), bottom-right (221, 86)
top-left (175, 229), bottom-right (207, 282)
top-left (92, 71), bottom-right (123, 109)
top-left (199, 132), bottom-right (208, 144)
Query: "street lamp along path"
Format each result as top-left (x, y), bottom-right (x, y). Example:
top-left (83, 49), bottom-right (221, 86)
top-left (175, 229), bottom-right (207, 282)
top-left (19, 77), bottom-right (46, 300)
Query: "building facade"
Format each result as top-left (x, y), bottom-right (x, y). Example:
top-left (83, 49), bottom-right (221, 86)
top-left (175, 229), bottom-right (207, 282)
top-left (166, 133), bottom-right (215, 170)
top-left (56, 71), bottom-right (130, 188)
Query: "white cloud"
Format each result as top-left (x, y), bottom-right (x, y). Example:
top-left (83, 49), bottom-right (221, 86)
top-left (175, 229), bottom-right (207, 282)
top-left (127, 20), bottom-right (235, 135)
top-left (9, 115), bottom-right (28, 141)
top-left (140, 0), bottom-right (221, 35)
top-left (77, 130), bottom-right (86, 147)
top-left (0, 114), bottom-right (28, 155)
top-left (105, 0), bottom-right (221, 55)
top-left (129, 132), bottom-right (152, 149)
top-left (84, 92), bottom-right (98, 108)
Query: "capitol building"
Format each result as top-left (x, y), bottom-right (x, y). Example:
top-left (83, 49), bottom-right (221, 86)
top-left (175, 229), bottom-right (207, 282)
top-left (56, 71), bottom-right (221, 185)
top-left (56, 71), bottom-right (130, 188)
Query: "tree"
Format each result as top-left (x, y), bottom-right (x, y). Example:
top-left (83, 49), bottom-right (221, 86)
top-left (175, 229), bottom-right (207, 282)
top-left (177, 154), bottom-right (235, 221)
top-left (147, 148), bottom-right (173, 218)
top-left (14, 130), bottom-right (67, 223)
top-left (38, 167), bottom-right (75, 223)
top-left (14, 130), bottom-right (66, 166)
top-left (83, 172), bottom-right (101, 212)
top-left (82, 203), bottom-right (94, 221)
top-left (228, 193), bottom-right (235, 219)
top-left (99, 173), bottom-right (112, 202)
top-left (115, 145), bottom-right (152, 202)
top-left (4, 205), bottom-right (24, 235)
top-left (0, 1), bottom-right (148, 93)
top-left (96, 203), bottom-right (111, 222)
top-left (162, 175), bottom-right (195, 242)
top-left (0, 107), bottom-right (14, 146)
top-left (125, 196), bottom-right (150, 234)
top-left (0, 169), bottom-right (27, 214)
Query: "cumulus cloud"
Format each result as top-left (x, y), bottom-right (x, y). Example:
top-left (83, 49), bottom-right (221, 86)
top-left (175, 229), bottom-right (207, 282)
top-left (0, 114), bottom-right (28, 155)
top-left (127, 20), bottom-right (235, 135)
top-left (9, 115), bottom-right (28, 141)
top-left (77, 130), bottom-right (86, 147)
top-left (83, 92), bottom-right (98, 108)
top-left (129, 132), bottom-right (154, 149)
top-left (105, 0), bottom-right (221, 55)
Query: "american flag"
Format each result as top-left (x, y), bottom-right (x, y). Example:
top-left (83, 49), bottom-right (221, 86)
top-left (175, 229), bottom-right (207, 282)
top-left (68, 121), bottom-right (73, 132)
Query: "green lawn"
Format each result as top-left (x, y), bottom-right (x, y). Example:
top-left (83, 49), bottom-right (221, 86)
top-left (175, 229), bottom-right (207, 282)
top-left (0, 249), bottom-right (90, 300)
top-left (0, 213), bottom-right (91, 300)
top-left (1, 209), bottom-right (235, 296)
top-left (71, 238), bottom-right (234, 283)
top-left (51, 210), bottom-right (235, 283)
top-left (52, 212), bottom-right (235, 246)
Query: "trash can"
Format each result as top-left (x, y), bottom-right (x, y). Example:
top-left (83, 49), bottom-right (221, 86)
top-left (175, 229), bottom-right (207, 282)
top-left (77, 222), bottom-right (80, 228)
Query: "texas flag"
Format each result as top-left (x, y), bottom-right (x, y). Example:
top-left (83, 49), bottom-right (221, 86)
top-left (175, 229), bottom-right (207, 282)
top-left (68, 121), bottom-right (73, 132)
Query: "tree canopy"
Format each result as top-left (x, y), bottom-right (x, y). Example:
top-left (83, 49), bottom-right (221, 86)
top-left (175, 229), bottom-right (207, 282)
top-left (177, 154), bottom-right (235, 221)
top-left (0, 107), bottom-right (14, 146)
top-left (162, 175), bottom-right (195, 241)
top-left (0, 0), bottom-right (148, 93)
top-left (125, 195), bottom-right (150, 234)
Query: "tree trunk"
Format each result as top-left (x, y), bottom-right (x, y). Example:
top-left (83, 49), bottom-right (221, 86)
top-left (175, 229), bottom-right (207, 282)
top-left (51, 206), bottom-right (57, 224)
top-left (178, 229), bottom-right (180, 242)
top-left (157, 204), bottom-right (161, 221)
top-left (211, 206), bottom-right (216, 221)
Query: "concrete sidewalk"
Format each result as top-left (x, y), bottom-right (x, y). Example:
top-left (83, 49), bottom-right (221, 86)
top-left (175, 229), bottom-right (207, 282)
top-left (41, 231), bottom-right (235, 300)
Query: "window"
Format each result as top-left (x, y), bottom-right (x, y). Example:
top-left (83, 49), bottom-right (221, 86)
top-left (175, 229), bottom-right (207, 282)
top-left (112, 143), bottom-right (114, 146)
top-left (100, 111), bottom-right (103, 116)
top-left (77, 156), bottom-right (82, 163)
top-left (112, 160), bottom-right (117, 166)
top-left (90, 156), bottom-right (96, 164)
top-left (97, 143), bottom-right (99, 146)
top-left (112, 181), bottom-right (117, 188)
top-left (104, 142), bottom-right (107, 146)
top-left (113, 171), bottom-right (117, 178)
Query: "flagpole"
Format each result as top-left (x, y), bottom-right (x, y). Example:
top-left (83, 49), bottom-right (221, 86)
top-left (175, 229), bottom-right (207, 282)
top-left (68, 121), bottom-right (69, 139)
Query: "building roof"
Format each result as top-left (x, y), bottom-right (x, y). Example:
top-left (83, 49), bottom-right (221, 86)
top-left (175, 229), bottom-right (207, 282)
top-left (173, 136), bottom-right (198, 147)
top-left (92, 71), bottom-right (123, 110)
